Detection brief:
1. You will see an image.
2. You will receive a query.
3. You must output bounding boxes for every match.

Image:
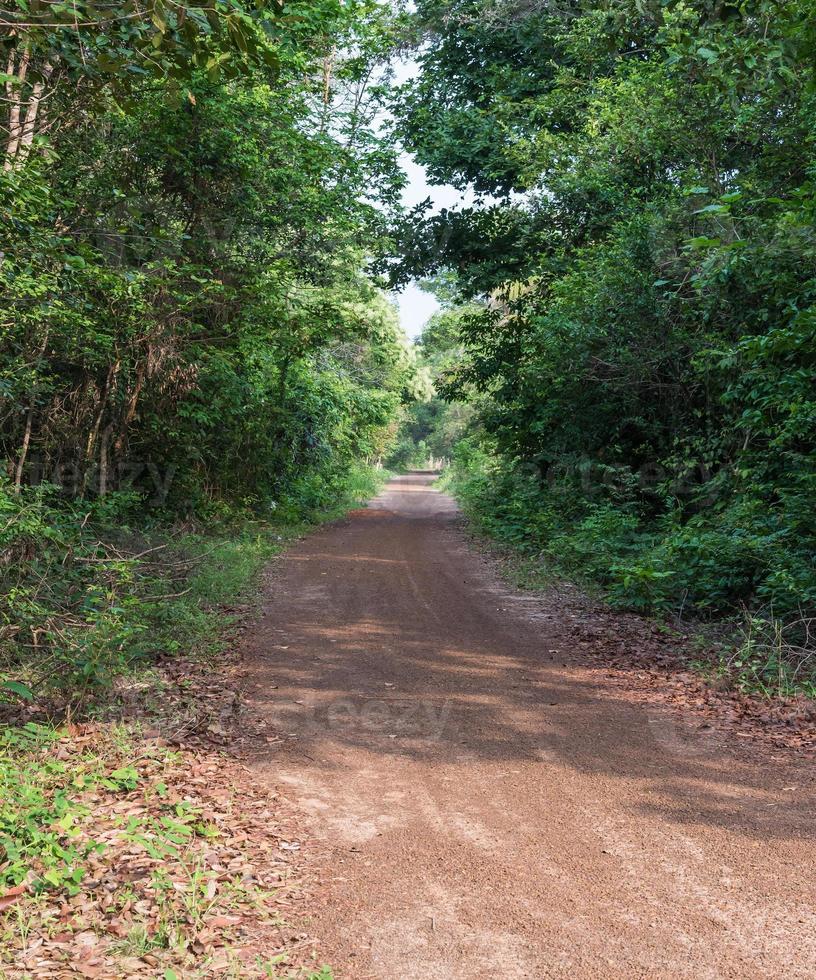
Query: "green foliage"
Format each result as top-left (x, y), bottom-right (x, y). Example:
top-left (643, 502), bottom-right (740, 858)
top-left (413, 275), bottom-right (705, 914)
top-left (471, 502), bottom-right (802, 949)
top-left (395, 0), bottom-right (816, 676)
top-left (450, 446), bottom-right (816, 692)
top-left (0, 482), bottom-right (155, 698)
top-left (0, 0), bottom-right (288, 92)
top-left (386, 434), bottom-right (430, 471)
top-left (0, 723), bottom-right (143, 893)
top-left (1, 0), bottom-right (410, 511)
top-left (0, 1), bottom-right (411, 699)
top-left (385, 299), bottom-right (479, 469)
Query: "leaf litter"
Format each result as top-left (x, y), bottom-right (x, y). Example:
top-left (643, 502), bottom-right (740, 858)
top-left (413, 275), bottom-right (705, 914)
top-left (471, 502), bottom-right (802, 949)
top-left (0, 638), bottom-right (327, 978)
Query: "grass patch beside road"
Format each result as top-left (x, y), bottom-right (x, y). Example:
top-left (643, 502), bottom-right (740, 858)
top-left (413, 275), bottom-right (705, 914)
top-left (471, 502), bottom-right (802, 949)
top-left (0, 466), bottom-right (386, 976)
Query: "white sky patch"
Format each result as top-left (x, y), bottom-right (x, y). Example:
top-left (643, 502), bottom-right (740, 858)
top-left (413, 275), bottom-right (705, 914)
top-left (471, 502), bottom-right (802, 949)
top-left (388, 57), bottom-right (471, 340)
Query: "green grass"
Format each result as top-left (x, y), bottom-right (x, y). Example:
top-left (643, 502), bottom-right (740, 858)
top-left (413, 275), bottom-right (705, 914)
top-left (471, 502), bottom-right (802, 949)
top-left (0, 461), bottom-right (384, 934)
top-left (0, 463), bottom-right (385, 712)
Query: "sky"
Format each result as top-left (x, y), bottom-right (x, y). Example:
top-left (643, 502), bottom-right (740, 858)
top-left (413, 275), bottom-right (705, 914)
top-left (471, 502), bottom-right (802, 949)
top-left (389, 59), bottom-right (470, 340)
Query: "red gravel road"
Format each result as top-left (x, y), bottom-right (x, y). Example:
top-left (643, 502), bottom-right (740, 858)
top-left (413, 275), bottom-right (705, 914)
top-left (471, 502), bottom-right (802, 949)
top-left (243, 473), bottom-right (816, 979)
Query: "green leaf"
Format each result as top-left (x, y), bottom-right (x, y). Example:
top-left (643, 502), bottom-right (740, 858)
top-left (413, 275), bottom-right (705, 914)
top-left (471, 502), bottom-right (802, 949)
top-left (150, 1), bottom-right (167, 34)
top-left (1, 681), bottom-right (35, 701)
top-left (685, 235), bottom-right (721, 249)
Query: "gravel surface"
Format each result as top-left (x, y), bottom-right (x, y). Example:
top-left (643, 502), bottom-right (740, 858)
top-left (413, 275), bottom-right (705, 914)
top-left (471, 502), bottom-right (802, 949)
top-left (243, 474), bottom-right (816, 979)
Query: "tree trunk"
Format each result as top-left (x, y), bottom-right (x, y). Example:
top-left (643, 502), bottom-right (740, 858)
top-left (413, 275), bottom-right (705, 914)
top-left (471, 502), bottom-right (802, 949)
top-left (98, 427), bottom-right (112, 497)
top-left (16, 73), bottom-right (48, 165)
top-left (4, 53), bottom-right (52, 171)
top-left (3, 43), bottom-right (29, 171)
top-left (82, 359), bottom-right (120, 496)
top-left (112, 357), bottom-right (148, 456)
top-left (13, 401), bottom-right (34, 492)
top-left (14, 328), bottom-right (50, 491)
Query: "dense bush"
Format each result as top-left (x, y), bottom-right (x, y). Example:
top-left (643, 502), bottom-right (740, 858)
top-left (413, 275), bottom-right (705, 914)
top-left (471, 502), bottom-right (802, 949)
top-left (0, 1), bottom-right (412, 702)
top-left (395, 0), bottom-right (816, 664)
top-left (450, 437), bottom-right (816, 623)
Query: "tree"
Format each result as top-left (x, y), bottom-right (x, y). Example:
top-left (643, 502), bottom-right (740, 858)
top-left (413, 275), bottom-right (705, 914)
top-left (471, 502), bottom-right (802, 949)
top-left (393, 0), bottom-right (816, 627)
top-left (1, 0), bottom-right (411, 508)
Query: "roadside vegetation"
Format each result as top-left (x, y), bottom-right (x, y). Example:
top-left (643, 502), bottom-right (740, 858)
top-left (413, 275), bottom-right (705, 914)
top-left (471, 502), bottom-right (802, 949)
top-left (1, 0), bottom-right (416, 705)
top-left (392, 0), bottom-right (816, 697)
top-left (2, 0), bottom-right (815, 969)
top-left (0, 0), bottom-right (406, 971)
top-left (0, 466), bottom-right (381, 975)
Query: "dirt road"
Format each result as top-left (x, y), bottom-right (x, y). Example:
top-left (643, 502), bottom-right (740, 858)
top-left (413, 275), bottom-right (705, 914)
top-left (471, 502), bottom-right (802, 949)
top-left (244, 473), bottom-right (816, 979)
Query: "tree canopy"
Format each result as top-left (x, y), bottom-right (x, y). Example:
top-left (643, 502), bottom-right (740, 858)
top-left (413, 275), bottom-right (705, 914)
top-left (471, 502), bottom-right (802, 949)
top-left (2, 0), bottom-right (815, 699)
top-left (2, 0), bottom-right (413, 512)
top-left (393, 0), bottom-right (816, 661)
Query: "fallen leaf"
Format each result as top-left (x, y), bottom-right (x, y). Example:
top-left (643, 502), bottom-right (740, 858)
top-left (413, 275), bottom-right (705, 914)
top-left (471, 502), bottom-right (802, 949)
top-left (0, 883), bottom-right (28, 911)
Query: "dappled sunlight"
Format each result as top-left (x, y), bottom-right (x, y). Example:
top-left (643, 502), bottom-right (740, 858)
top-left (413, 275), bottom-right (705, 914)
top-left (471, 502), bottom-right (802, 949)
top-left (287, 554), bottom-right (409, 566)
top-left (245, 478), bottom-right (816, 846)
top-left (239, 473), bottom-right (816, 980)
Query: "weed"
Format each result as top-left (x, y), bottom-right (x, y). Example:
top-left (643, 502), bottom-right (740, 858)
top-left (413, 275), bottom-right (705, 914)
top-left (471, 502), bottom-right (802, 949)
top-left (109, 922), bottom-right (165, 957)
top-left (723, 614), bottom-right (816, 698)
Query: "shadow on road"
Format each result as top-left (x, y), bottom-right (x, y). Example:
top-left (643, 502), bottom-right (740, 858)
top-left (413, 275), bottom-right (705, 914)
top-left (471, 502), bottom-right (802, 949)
top-left (244, 476), bottom-right (815, 845)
